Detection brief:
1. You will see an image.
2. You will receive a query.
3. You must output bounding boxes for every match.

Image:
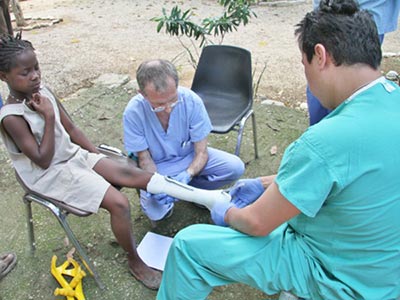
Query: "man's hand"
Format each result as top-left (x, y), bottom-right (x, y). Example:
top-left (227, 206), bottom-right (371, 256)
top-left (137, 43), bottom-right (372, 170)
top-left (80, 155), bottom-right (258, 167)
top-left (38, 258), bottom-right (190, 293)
top-left (229, 178), bottom-right (265, 208)
top-left (211, 201), bottom-right (234, 226)
top-left (172, 170), bottom-right (192, 185)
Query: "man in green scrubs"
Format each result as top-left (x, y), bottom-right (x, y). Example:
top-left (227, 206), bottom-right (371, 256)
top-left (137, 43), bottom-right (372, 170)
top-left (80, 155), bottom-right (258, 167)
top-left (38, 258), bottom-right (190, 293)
top-left (156, 0), bottom-right (400, 299)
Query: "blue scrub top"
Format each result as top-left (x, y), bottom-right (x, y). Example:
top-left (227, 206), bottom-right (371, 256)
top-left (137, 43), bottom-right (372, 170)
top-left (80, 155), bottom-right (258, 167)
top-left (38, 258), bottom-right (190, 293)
top-left (123, 86), bottom-right (212, 175)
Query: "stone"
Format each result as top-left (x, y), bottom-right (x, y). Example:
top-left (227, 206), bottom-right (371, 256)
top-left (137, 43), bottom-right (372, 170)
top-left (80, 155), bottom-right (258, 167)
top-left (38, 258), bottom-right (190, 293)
top-left (92, 73), bottom-right (131, 89)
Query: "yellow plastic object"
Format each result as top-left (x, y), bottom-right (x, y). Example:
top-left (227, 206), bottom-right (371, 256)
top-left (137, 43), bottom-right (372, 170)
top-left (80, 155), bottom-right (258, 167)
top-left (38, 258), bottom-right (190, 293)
top-left (51, 255), bottom-right (87, 300)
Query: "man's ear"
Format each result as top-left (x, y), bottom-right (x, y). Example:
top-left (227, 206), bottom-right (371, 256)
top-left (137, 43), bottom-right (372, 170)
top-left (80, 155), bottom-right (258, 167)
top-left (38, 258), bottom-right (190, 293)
top-left (0, 71), bottom-right (8, 82)
top-left (314, 44), bottom-right (329, 70)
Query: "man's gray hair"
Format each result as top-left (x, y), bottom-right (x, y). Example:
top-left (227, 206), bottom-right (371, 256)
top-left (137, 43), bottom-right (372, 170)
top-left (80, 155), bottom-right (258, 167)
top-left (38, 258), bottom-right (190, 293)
top-left (136, 59), bottom-right (179, 95)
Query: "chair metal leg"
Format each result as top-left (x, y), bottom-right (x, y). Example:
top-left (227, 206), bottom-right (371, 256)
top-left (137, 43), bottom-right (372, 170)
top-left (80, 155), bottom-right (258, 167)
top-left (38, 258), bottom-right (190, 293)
top-left (23, 193), bottom-right (106, 290)
top-left (251, 112), bottom-right (259, 159)
top-left (235, 109), bottom-right (258, 160)
top-left (23, 198), bottom-right (36, 253)
top-left (235, 110), bottom-right (250, 157)
top-left (57, 212), bottom-right (106, 290)
top-left (235, 124), bottom-right (245, 157)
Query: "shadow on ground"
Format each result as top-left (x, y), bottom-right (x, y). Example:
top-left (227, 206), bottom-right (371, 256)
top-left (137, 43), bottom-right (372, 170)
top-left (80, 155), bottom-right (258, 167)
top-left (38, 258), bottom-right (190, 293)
top-left (0, 74), bottom-right (308, 300)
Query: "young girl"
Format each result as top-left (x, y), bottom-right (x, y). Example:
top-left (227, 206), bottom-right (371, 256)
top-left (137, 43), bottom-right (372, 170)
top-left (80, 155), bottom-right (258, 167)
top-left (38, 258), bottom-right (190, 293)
top-left (0, 34), bottom-right (161, 290)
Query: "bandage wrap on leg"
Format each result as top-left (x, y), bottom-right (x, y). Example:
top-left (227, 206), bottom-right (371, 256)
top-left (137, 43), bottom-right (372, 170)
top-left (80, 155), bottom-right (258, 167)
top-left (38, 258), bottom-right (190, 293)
top-left (147, 173), bottom-right (231, 211)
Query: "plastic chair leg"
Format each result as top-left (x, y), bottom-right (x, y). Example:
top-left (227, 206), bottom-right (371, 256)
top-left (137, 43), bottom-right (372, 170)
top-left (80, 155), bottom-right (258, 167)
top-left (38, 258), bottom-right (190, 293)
top-left (235, 111), bottom-right (250, 157)
top-left (24, 200), bottom-right (36, 253)
top-left (235, 109), bottom-right (258, 160)
top-left (23, 193), bottom-right (106, 290)
top-left (235, 131), bottom-right (243, 157)
top-left (251, 112), bottom-right (259, 159)
top-left (56, 213), bottom-right (106, 290)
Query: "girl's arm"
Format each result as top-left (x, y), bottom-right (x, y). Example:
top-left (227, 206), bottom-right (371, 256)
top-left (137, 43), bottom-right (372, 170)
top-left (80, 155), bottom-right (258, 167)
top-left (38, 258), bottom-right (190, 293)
top-left (57, 99), bottom-right (99, 154)
top-left (2, 94), bottom-right (55, 169)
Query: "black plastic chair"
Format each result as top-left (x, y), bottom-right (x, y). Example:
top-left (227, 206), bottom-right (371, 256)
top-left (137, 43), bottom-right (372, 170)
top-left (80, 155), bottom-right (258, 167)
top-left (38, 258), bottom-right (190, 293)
top-left (191, 45), bottom-right (258, 159)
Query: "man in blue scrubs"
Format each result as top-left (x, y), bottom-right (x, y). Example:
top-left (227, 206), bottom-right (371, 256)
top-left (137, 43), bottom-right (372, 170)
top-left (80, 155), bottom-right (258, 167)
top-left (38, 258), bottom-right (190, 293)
top-left (156, 1), bottom-right (400, 299)
top-left (123, 60), bottom-right (245, 221)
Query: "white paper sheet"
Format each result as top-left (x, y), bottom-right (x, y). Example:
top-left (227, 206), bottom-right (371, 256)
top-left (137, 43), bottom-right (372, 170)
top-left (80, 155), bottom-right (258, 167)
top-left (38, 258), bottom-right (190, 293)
top-left (137, 232), bottom-right (173, 271)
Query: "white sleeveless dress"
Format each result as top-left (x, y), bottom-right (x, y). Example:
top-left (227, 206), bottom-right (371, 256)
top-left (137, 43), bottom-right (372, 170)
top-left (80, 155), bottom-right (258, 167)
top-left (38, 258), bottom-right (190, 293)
top-left (0, 86), bottom-right (109, 213)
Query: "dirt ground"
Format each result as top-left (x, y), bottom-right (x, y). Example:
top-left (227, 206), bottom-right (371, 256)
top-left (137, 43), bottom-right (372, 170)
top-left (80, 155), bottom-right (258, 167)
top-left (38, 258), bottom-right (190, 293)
top-left (2, 0), bottom-right (400, 103)
top-left (0, 79), bottom-right (310, 300)
top-left (0, 0), bottom-right (399, 299)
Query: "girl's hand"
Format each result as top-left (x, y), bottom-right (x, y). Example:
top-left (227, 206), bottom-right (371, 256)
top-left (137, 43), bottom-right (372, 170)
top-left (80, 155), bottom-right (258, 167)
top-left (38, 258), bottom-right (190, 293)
top-left (29, 93), bottom-right (55, 118)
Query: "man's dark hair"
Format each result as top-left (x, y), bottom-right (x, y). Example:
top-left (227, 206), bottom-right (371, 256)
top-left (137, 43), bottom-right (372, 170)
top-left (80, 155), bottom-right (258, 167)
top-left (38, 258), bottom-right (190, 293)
top-left (136, 59), bottom-right (179, 95)
top-left (295, 0), bottom-right (381, 69)
top-left (0, 33), bottom-right (34, 72)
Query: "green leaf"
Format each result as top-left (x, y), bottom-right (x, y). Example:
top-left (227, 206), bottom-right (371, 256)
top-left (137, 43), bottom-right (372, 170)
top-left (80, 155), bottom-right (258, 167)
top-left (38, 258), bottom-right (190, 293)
top-left (152, 1), bottom-right (257, 51)
top-left (182, 9), bottom-right (191, 20)
top-left (156, 21), bottom-right (164, 32)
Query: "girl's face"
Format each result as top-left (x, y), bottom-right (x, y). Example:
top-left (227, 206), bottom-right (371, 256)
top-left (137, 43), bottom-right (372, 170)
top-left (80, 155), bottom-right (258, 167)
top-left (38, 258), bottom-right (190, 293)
top-left (2, 49), bottom-right (41, 96)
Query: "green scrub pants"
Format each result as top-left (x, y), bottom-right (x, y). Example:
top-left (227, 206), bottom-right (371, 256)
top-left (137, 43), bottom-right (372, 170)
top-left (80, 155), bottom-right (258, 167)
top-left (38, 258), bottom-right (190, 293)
top-left (156, 224), bottom-right (312, 300)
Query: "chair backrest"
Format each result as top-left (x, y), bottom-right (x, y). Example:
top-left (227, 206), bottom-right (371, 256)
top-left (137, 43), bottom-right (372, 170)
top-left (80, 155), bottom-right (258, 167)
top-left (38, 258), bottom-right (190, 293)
top-left (191, 45), bottom-right (253, 133)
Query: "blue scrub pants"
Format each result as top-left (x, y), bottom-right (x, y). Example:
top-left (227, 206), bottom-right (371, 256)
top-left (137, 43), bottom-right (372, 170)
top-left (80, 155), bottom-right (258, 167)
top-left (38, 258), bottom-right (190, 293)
top-left (189, 148), bottom-right (245, 189)
top-left (157, 224), bottom-right (312, 300)
top-left (306, 86), bottom-right (330, 126)
top-left (141, 148), bottom-right (245, 220)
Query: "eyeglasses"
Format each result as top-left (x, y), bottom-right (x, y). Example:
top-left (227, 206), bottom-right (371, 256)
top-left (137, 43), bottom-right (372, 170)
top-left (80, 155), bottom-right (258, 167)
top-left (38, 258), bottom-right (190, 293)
top-left (150, 98), bottom-right (181, 113)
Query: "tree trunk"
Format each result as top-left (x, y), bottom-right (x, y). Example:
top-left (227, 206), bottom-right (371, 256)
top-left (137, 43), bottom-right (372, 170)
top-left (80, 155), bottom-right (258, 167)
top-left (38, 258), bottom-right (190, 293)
top-left (10, 0), bottom-right (26, 27)
top-left (0, 0), bottom-right (13, 34)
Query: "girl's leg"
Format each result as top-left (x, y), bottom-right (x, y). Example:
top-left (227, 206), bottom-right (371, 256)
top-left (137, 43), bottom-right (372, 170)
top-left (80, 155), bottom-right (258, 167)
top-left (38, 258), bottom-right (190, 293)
top-left (100, 186), bottom-right (161, 289)
top-left (94, 157), bottom-right (153, 190)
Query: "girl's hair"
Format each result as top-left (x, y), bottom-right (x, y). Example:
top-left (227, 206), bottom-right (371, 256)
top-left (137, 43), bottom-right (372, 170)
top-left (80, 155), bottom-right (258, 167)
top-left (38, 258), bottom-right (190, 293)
top-left (0, 33), bottom-right (35, 72)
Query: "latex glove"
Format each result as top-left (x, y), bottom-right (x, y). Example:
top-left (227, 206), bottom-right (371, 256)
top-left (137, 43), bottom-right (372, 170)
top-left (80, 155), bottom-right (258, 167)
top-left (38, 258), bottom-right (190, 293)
top-left (171, 170), bottom-right (192, 185)
top-left (229, 178), bottom-right (264, 208)
top-left (145, 192), bottom-right (176, 205)
top-left (211, 201), bottom-right (234, 226)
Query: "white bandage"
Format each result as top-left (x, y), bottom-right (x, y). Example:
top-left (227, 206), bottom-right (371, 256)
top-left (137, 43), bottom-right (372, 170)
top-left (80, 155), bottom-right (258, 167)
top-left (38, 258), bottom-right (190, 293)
top-left (146, 173), bottom-right (231, 211)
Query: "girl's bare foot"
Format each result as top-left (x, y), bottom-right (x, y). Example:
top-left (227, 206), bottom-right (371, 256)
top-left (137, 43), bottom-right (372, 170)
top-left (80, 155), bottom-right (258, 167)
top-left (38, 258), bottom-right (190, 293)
top-left (128, 259), bottom-right (162, 290)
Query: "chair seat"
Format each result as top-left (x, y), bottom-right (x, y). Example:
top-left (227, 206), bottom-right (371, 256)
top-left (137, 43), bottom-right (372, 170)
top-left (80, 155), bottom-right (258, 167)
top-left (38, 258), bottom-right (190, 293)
top-left (196, 91), bottom-right (251, 133)
top-left (27, 190), bottom-right (92, 217)
top-left (97, 145), bottom-right (134, 165)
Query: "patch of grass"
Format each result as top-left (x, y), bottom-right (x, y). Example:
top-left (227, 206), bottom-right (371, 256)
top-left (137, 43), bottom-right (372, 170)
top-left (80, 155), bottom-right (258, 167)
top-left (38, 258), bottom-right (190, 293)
top-left (0, 81), bottom-right (308, 300)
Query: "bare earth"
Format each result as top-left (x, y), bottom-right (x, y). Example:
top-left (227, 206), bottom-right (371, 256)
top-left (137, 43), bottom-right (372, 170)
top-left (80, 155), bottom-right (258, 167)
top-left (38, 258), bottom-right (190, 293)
top-left (8, 0), bottom-right (400, 105)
